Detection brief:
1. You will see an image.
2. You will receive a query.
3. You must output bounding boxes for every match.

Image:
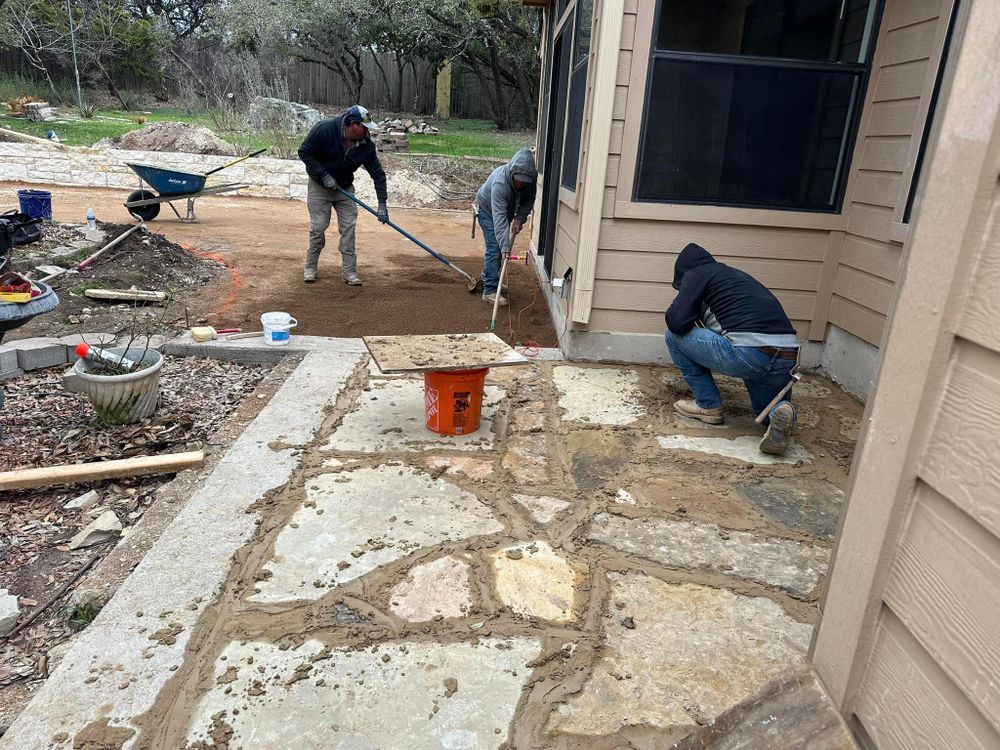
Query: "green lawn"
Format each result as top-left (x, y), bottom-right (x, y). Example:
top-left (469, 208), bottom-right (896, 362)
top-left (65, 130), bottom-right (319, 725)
top-left (1, 106), bottom-right (533, 159)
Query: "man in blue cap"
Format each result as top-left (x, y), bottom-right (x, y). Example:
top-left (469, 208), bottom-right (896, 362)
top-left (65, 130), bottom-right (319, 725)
top-left (298, 105), bottom-right (388, 286)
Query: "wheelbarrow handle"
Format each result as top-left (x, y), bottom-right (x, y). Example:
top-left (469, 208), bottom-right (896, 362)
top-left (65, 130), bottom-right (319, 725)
top-left (204, 148), bottom-right (268, 176)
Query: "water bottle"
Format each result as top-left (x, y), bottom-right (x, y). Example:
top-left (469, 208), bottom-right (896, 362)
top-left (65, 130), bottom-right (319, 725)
top-left (86, 208), bottom-right (96, 231)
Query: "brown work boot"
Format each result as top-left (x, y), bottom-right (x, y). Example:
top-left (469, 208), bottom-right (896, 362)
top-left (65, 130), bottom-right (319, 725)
top-left (673, 398), bottom-right (724, 425)
top-left (760, 401), bottom-right (796, 455)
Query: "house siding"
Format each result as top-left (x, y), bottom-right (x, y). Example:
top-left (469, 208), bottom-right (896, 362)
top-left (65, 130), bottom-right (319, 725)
top-left (811, 2), bottom-right (1000, 745)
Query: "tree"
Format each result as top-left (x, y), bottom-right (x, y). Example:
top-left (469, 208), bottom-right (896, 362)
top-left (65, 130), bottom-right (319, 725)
top-left (0, 0), bottom-right (73, 99)
top-left (125, 0), bottom-right (217, 39)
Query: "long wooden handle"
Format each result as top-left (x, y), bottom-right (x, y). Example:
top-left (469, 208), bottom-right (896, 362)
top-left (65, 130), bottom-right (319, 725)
top-left (490, 255), bottom-right (510, 331)
top-left (0, 451), bottom-right (204, 491)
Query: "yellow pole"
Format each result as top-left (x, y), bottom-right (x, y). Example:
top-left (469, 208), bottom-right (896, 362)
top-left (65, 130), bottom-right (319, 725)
top-left (435, 62), bottom-right (452, 120)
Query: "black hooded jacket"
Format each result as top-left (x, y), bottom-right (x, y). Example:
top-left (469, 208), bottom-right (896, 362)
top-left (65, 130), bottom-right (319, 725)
top-left (298, 115), bottom-right (388, 203)
top-left (665, 244), bottom-right (796, 340)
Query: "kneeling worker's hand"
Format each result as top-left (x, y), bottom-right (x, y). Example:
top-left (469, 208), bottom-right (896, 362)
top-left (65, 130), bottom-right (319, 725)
top-left (377, 202), bottom-right (389, 224)
top-left (322, 174), bottom-right (339, 191)
top-left (510, 218), bottom-right (523, 237)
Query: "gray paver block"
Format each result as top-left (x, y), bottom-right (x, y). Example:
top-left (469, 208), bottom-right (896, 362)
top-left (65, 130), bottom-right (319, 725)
top-left (735, 478), bottom-right (844, 541)
top-left (12, 337), bottom-right (69, 370)
top-left (0, 345), bottom-right (18, 375)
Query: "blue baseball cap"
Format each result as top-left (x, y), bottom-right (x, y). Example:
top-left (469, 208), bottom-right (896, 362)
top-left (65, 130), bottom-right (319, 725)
top-left (344, 105), bottom-right (378, 130)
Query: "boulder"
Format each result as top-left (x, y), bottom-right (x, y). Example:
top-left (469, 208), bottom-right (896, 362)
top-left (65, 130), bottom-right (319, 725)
top-left (248, 96), bottom-right (322, 134)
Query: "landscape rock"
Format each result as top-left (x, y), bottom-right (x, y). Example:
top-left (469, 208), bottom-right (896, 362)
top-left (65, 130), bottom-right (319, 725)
top-left (65, 490), bottom-right (100, 511)
top-left (553, 573), bottom-right (811, 734)
top-left (0, 589), bottom-right (20, 636)
top-left (513, 494), bottom-right (572, 525)
top-left (657, 434), bottom-right (813, 465)
top-left (111, 122), bottom-right (237, 156)
top-left (247, 96), bottom-right (322, 134)
top-left (68, 510), bottom-right (122, 549)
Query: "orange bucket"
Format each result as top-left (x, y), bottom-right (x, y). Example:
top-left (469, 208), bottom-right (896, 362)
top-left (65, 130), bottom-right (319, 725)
top-left (424, 368), bottom-right (489, 436)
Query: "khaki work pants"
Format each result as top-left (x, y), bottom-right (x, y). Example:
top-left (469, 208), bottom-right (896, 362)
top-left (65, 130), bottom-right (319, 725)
top-left (305, 178), bottom-right (358, 276)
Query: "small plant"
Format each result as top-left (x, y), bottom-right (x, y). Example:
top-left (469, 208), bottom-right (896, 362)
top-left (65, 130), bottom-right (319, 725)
top-left (68, 601), bottom-right (101, 631)
top-left (77, 102), bottom-right (99, 119)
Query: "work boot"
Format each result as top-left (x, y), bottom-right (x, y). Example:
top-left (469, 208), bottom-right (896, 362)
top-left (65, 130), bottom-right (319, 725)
top-left (303, 267), bottom-right (317, 283)
top-left (673, 398), bottom-right (724, 425)
top-left (483, 292), bottom-right (508, 306)
top-left (343, 272), bottom-right (363, 286)
top-left (760, 401), bottom-right (796, 455)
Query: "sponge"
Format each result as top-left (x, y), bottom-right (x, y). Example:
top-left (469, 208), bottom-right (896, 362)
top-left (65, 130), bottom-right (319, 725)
top-left (191, 326), bottom-right (216, 342)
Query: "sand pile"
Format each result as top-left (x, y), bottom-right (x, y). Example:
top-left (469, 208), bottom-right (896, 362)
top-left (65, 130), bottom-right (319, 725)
top-left (110, 122), bottom-right (237, 156)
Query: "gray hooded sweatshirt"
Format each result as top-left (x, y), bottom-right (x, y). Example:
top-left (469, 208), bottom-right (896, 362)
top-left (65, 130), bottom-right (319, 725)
top-left (476, 148), bottom-right (537, 256)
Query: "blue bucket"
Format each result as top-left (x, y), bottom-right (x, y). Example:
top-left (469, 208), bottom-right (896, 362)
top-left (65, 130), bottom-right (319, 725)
top-left (18, 189), bottom-right (52, 221)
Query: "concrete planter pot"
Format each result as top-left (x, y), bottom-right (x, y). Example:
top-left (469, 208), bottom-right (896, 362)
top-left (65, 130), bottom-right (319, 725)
top-left (71, 347), bottom-right (163, 424)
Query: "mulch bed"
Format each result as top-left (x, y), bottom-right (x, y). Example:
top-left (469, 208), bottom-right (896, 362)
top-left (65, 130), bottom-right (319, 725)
top-left (0, 356), bottom-right (270, 711)
top-left (5, 221), bottom-right (226, 342)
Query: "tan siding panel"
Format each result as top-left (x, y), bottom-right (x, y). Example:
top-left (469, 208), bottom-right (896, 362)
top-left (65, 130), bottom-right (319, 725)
top-left (848, 203), bottom-right (895, 242)
top-left (874, 60), bottom-right (932, 102)
top-left (852, 170), bottom-right (905, 208)
top-left (882, 18), bottom-right (940, 65)
top-left (887, 0), bottom-right (943, 29)
top-left (602, 188), bottom-right (617, 218)
top-left (558, 205), bottom-right (581, 243)
top-left (592, 280), bottom-right (814, 319)
top-left (606, 155), bottom-right (620, 187)
top-left (609, 121), bottom-right (624, 154)
top-left (623, 0), bottom-right (638, 13)
top-left (866, 99), bottom-right (922, 137)
top-left (828, 295), bottom-right (886, 345)
top-left (620, 13), bottom-right (636, 51)
top-left (587, 308), bottom-right (666, 334)
top-left (857, 612), bottom-right (997, 750)
top-left (957, 203), bottom-right (1000, 352)
top-left (612, 85), bottom-right (628, 120)
top-left (840, 235), bottom-right (903, 282)
top-left (832, 265), bottom-right (895, 316)
top-left (885, 486), bottom-right (1000, 731)
top-left (921, 354), bottom-right (1000, 538)
top-left (595, 250), bottom-right (821, 290)
top-left (616, 50), bottom-right (632, 87)
top-left (597, 220), bottom-right (828, 260)
top-left (859, 136), bottom-right (911, 172)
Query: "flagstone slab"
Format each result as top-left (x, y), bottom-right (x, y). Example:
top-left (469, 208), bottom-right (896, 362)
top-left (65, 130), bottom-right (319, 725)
top-left (390, 555), bottom-right (473, 621)
top-left (186, 637), bottom-right (542, 749)
top-left (324, 378), bottom-right (505, 453)
top-left (657, 434), bottom-right (813, 465)
top-left (513, 494), bottom-right (572, 525)
top-left (588, 514), bottom-right (830, 598)
top-left (491, 541), bottom-right (580, 622)
top-left (734, 478), bottom-right (845, 541)
top-left (552, 573), bottom-right (811, 735)
top-left (249, 466), bottom-right (503, 603)
top-left (553, 366), bottom-right (645, 425)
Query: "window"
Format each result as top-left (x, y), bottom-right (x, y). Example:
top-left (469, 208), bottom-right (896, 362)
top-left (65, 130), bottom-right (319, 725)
top-left (636, 0), bottom-right (881, 212)
top-left (561, 0), bottom-right (593, 190)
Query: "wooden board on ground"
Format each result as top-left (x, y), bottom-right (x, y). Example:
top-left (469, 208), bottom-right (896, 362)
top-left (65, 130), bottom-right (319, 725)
top-left (84, 288), bottom-right (167, 304)
top-left (0, 451), bottom-right (204, 491)
top-left (363, 333), bottom-right (530, 374)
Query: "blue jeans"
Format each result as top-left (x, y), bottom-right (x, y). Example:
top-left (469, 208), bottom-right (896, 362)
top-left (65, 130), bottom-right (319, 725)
top-left (478, 208), bottom-right (501, 294)
top-left (666, 328), bottom-right (796, 418)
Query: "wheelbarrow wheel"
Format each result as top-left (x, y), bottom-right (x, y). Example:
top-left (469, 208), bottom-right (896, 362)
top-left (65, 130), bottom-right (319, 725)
top-left (126, 190), bottom-right (160, 222)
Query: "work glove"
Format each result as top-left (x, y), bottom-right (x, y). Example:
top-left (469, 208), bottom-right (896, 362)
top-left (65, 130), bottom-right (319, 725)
top-left (377, 202), bottom-right (389, 224)
top-left (510, 218), bottom-right (523, 238)
top-left (321, 174), bottom-right (339, 191)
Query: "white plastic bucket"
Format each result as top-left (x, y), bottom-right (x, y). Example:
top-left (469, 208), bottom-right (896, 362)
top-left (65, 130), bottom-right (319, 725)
top-left (261, 311), bottom-right (297, 346)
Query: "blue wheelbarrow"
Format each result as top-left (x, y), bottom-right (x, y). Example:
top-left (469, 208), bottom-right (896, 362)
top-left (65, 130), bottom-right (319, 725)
top-left (123, 148), bottom-right (266, 223)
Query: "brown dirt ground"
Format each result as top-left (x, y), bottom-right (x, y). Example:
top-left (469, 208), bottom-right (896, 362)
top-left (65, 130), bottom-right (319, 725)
top-left (1, 184), bottom-right (558, 348)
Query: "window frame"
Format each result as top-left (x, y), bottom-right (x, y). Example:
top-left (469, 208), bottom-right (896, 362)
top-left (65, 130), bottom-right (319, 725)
top-left (613, 0), bottom-right (883, 228)
top-left (558, 0), bottom-right (596, 202)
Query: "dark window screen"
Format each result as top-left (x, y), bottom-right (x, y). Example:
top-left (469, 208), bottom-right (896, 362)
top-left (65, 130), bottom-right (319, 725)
top-left (636, 0), bottom-right (880, 212)
top-left (562, 0), bottom-right (593, 190)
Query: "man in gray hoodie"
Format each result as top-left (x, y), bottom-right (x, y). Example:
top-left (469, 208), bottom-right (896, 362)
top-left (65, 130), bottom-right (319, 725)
top-left (475, 149), bottom-right (537, 305)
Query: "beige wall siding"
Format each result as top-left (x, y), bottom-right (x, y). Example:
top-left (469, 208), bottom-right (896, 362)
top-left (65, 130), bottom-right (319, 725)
top-left (812, 4), bottom-right (1000, 746)
top-left (829, 0), bottom-right (953, 345)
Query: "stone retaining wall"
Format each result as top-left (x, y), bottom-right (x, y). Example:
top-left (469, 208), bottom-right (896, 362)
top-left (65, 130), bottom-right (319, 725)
top-left (0, 143), bottom-right (437, 207)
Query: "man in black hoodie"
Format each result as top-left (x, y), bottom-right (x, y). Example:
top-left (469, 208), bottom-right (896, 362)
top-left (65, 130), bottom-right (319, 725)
top-left (664, 243), bottom-right (799, 455)
top-left (298, 105), bottom-right (388, 286)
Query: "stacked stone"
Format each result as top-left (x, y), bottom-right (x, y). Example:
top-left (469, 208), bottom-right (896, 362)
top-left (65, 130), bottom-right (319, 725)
top-left (24, 102), bottom-right (54, 121)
